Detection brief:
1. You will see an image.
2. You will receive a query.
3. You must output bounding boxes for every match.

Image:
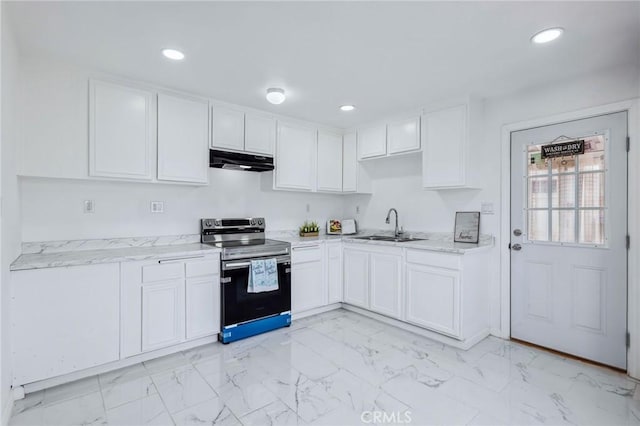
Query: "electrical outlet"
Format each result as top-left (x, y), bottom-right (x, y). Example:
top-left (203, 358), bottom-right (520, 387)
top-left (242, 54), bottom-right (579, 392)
top-left (150, 201), bottom-right (164, 213)
top-left (306, 203), bottom-right (310, 213)
top-left (356, 205), bottom-right (360, 214)
top-left (83, 200), bottom-right (95, 214)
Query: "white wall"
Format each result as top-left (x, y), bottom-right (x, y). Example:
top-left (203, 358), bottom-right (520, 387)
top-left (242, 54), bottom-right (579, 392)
top-left (345, 65), bottom-right (640, 334)
top-left (20, 172), bottom-right (344, 241)
top-left (1, 10), bottom-right (22, 423)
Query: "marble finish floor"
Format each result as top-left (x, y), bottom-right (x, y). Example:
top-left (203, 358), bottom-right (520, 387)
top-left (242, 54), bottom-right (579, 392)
top-left (9, 309), bottom-right (640, 426)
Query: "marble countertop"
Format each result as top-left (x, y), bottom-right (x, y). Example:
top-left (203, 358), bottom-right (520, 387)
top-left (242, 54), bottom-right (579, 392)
top-left (11, 243), bottom-right (221, 271)
top-left (12, 229), bottom-right (494, 271)
top-left (269, 230), bottom-right (493, 254)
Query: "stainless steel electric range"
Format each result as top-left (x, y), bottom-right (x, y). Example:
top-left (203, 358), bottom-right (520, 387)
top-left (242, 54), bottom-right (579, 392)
top-left (200, 217), bottom-right (291, 343)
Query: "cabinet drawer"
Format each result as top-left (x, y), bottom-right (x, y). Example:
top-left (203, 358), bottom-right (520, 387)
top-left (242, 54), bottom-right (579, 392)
top-left (142, 262), bottom-right (184, 283)
top-left (186, 259), bottom-right (219, 278)
top-left (292, 245), bottom-right (322, 264)
top-left (406, 250), bottom-right (460, 270)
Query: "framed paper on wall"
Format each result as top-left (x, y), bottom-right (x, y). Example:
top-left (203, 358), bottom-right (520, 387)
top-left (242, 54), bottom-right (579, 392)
top-left (454, 211), bottom-right (480, 243)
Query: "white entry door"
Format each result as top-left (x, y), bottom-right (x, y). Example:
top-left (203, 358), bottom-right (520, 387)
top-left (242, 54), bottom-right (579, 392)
top-left (510, 111), bottom-right (628, 369)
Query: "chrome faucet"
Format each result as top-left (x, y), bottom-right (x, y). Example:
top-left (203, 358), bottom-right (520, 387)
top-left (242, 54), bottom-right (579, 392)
top-left (385, 208), bottom-right (402, 237)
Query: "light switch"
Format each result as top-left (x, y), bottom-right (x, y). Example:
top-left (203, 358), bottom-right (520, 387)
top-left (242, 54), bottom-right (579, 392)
top-left (481, 202), bottom-right (494, 215)
top-left (83, 200), bottom-right (95, 214)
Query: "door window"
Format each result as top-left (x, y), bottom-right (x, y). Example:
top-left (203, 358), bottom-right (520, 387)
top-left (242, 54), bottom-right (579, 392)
top-left (525, 134), bottom-right (607, 246)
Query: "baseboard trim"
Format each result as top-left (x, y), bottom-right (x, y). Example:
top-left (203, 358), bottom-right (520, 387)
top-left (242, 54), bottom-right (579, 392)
top-left (20, 334), bottom-right (218, 394)
top-left (342, 305), bottom-right (490, 350)
top-left (490, 327), bottom-right (509, 339)
top-left (292, 303), bottom-right (342, 320)
top-left (2, 389), bottom-right (13, 426)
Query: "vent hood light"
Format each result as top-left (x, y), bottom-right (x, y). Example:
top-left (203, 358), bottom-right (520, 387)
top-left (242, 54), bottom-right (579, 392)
top-left (266, 88), bottom-right (286, 105)
top-left (531, 28), bottom-right (564, 44)
top-left (162, 48), bottom-right (185, 60)
top-left (239, 165), bottom-right (252, 169)
top-left (340, 105), bottom-right (356, 111)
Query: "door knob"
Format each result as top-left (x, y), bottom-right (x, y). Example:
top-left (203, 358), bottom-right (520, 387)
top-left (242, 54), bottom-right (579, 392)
top-left (513, 229), bottom-right (522, 237)
top-left (511, 243), bottom-right (522, 251)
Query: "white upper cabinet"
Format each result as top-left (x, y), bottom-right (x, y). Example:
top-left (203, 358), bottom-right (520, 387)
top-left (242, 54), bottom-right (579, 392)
top-left (357, 125), bottom-right (387, 160)
top-left (245, 112), bottom-right (276, 155)
top-left (157, 93), bottom-right (209, 184)
top-left (89, 80), bottom-right (153, 180)
top-left (317, 131), bottom-right (343, 192)
top-left (342, 132), bottom-right (373, 194)
top-left (388, 117), bottom-right (421, 155)
top-left (342, 132), bottom-right (357, 192)
top-left (274, 122), bottom-right (317, 191)
top-left (422, 100), bottom-right (482, 189)
top-left (211, 105), bottom-right (245, 151)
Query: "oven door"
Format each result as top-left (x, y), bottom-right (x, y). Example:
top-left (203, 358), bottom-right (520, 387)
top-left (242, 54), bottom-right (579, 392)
top-left (221, 255), bottom-right (291, 327)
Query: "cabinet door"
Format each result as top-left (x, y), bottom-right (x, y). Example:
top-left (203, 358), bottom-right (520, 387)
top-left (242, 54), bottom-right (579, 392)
top-left (186, 277), bottom-right (220, 339)
top-left (245, 113), bottom-right (276, 155)
top-left (388, 117), bottom-right (420, 155)
top-left (343, 248), bottom-right (369, 308)
top-left (212, 105), bottom-right (245, 151)
top-left (327, 243), bottom-right (343, 304)
top-left (369, 252), bottom-right (402, 319)
top-left (292, 260), bottom-right (326, 313)
top-left (11, 264), bottom-right (120, 385)
top-left (405, 264), bottom-right (461, 337)
top-left (357, 125), bottom-right (387, 160)
top-left (142, 279), bottom-right (185, 352)
top-left (89, 80), bottom-right (153, 180)
top-left (317, 131), bottom-right (343, 192)
top-left (157, 93), bottom-right (209, 184)
top-left (342, 132), bottom-right (357, 192)
top-left (275, 122), bottom-right (316, 191)
top-left (422, 105), bottom-right (466, 188)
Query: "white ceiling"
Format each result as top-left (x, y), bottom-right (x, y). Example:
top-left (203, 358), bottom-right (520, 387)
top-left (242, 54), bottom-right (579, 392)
top-left (5, 1), bottom-right (640, 128)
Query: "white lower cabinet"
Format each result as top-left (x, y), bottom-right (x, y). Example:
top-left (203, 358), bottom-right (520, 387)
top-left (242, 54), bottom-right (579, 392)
top-left (369, 252), bottom-right (403, 319)
top-left (343, 244), bottom-right (402, 318)
top-left (404, 249), bottom-right (488, 341)
top-left (186, 277), bottom-right (221, 339)
top-left (142, 279), bottom-right (185, 352)
top-left (343, 247), bottom-right (369, 308)
top-left (11, 264), bottom-right (121, 385)
top-left (121, 254), bottom-right (220, 358)
top-left (405, 263), bottom-right (460, 337)
top-left (291, 245), bottom-right (327, 314)
top-left (326, 242), bottom-right (343, 304)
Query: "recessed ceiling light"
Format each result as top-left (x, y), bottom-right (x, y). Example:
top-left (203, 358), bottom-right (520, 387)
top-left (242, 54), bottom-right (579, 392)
top-left (266, 88), bottom-right (286, 105)
top-left (162, 48), bottom-right (185, 61)
top-left (531, 28), bottom-right (564, 44)
top-left (340, 105), bottom-right (356, 112)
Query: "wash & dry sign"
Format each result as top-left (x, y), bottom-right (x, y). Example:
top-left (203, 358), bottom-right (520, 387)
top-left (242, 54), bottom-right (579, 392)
top-left (541, 140), bottom-right (585, 158)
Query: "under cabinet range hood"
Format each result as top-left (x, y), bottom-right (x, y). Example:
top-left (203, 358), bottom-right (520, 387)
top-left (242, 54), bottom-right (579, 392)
top-left (209, 149), bottom-right (274, 172)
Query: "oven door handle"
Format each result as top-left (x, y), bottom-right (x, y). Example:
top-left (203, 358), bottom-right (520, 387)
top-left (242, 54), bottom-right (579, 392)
top-left (223, 255), bottom-right (291, 271)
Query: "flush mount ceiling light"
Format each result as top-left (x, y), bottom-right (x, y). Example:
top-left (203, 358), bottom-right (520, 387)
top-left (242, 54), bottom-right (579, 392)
top-left (266, 88), bottom-right (286, 105)
top-left (531, 27), bottom-right (564, 44)
top-left (161, 48), bottom-right (185, 60)
top-left (340, 105), bottom-right (356, 112)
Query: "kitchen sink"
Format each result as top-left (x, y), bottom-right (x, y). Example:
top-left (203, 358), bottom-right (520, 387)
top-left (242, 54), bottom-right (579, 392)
top-left (354, 235), bottom-right (427, 243)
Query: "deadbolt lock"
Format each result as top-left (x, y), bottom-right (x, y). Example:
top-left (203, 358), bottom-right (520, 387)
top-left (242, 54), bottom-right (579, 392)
top-left (513, 229), bottom-right (522, 237)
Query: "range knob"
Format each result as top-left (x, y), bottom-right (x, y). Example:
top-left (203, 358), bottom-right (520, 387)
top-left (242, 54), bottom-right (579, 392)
top-left (204, 220), bottom-right (213, 227)
top-left (258, 219), bottom-right (264, 225)
top-left (214, 220), bottom-right (222, 226)
top-left (250, 219), bottom-right (257, 226)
